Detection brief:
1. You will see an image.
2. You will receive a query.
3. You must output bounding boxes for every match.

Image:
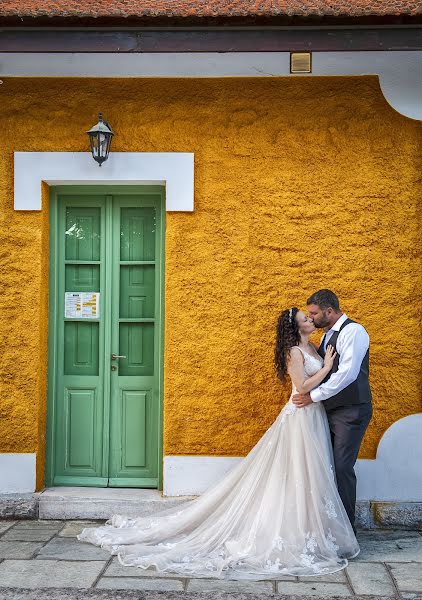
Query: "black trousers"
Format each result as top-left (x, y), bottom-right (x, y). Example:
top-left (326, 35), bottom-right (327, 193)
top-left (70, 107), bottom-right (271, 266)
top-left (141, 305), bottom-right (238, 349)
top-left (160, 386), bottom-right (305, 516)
top-left (325, 403), bottom-right (373, 533)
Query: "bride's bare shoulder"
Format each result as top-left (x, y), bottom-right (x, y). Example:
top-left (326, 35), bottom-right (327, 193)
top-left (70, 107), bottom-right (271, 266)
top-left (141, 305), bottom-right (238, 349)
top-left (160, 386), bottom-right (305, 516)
top-left (288, 346), bottom-right (305, 362)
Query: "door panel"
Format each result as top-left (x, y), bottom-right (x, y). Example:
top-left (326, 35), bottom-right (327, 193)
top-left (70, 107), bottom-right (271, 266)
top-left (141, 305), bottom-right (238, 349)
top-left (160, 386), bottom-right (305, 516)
top-left (121, 390), bottom-right (147, 467)
top-left (65, 206), bottom-right (101, 261)
top-left (108, 200), bottom-right (159, 486)
top-left (53, 198), bottom-right (105, 485)
top-left (118, 323), bottom-right (154, 376)
top-left (119, 265), bottom-right (155, 319)
top-left (47, 188), bottom-right (163, 488)
top-left (64, 322), bottom-right (99, 375)
top-left (66, 388), bottom-right (96, 467)
top-left (65, 265), bottom-right (100, 292)
top-left (120, 207), bottom-right (156, 261)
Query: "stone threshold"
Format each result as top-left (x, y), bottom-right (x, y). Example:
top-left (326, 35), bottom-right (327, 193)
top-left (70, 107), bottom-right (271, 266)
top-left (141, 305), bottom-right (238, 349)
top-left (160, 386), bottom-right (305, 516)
top-left (38, 487), bottom-right (194, 520)
top-left (0, 488), bottom-right (193, 521)
top-left (0, 489), bottom-right (421, 528)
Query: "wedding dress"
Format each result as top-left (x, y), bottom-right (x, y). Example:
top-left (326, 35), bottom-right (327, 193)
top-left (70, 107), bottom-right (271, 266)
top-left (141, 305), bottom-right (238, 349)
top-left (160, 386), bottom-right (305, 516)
top-left (78, 348), bottom-right (359, 579)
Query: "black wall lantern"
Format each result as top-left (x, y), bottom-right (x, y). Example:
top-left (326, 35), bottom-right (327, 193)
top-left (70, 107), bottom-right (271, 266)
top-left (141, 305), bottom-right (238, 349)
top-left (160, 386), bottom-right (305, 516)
top-left (87, 113), bottom-right (114, 166)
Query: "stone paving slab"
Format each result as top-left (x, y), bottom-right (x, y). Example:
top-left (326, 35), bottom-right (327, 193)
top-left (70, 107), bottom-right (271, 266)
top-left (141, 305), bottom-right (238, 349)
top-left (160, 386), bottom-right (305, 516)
top-left (357, 530), bottom-right (421, 541)
top-left (0, 560), bottom-right (107, 589)
top-left (276, 581), bottom-right (352, 596)
top-left (104, 557), bottom-right (297, 582)
top-left (104, 556), bottom-right (192, 579)
top-left (158, 594), bottom-right (419, 600)
top-left (1, 530), bottom-right (57, 542)
top-left (186, 578), bottom-right (274, 593)
top-left (0, 591), bottom-right (145, 600)
top-left (0, 589), bottom-right (417, 600)
top-left (12, 522), bottom-right (63, 530)
top-left (96, 577), bottom-right (185, 591)
top-left (0, 524), bottom-right (15, 536)
top-left (356, 535), bottom-right (422, 562)
top-left (298, 570), bottom-right (347, 583)
top-left (102, 557), bottom-right (294, 584)
top-left (37, 538), bottom-right (110, 561)
top-left (0, 542), bottom-right (45, 559)
top-left (347, 562), bottom-right (396, 596)
top-left (58, 522), bottom-right (103, 538)
top-left (0, 590), bottom-right (157, 600)
top-left (0, 523), bottom-right (420, 598)
top-left (388, 562), bottom-right (422, 592)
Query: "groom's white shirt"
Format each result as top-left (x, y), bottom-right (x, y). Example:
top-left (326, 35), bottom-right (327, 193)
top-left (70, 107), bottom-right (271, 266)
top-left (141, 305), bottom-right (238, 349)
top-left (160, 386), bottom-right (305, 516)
top-left (310, 313), bottom-right (370, 403)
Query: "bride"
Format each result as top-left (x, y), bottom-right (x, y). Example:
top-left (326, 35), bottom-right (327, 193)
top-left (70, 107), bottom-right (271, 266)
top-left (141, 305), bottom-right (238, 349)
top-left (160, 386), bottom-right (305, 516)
top-left (78, 307), bottom-right (360, 579)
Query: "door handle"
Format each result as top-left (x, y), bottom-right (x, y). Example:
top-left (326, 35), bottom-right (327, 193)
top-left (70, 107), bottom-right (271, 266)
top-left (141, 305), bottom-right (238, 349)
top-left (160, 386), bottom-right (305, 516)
top-left (111, 353), bottom-right (127, 360)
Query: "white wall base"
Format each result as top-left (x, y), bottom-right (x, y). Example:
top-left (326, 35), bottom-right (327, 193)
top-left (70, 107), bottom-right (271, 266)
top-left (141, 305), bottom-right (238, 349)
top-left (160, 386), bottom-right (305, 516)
top-left (163, 456), bottom-right (240, 497)
top-left (1, 414), bottom-right (421, 500)
top-left (14, 152), bottom-right (194, 211)
top-left (356, 414), bottom-right (422, 502)
top-left (0, 453), bottom-right (36, 493)
top-left (163, 414), bottom-right (422, 501)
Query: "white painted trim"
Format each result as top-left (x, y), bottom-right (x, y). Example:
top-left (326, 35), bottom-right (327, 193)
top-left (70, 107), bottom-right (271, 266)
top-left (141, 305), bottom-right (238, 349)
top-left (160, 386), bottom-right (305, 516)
top-left (14, 152), bottom-right (194, 211)
top-left (0, 453), bottom-right (36, 493)
top-left (1, 51), bottom-right (421, 120)
top-left (356, 414), bottom-right (422, 502)
top-left (164, 414), bottom-right (422, 500)
top-left (163, 456), bottom-right (240, 496)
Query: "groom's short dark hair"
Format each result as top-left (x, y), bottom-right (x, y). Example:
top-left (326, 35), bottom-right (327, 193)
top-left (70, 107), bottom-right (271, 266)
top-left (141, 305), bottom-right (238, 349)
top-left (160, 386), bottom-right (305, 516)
top-left (307, 289), bottom-right (340, 311)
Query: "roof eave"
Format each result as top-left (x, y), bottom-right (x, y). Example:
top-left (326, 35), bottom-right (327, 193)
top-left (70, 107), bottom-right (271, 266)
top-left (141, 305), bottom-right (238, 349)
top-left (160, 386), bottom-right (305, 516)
top-left (0, 13), bottom-right (421, 28)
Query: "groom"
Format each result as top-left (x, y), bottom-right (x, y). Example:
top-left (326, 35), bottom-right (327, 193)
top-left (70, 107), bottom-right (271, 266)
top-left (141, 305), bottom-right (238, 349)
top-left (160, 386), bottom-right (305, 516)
top-left (292, 289), bottom-right (372, 534)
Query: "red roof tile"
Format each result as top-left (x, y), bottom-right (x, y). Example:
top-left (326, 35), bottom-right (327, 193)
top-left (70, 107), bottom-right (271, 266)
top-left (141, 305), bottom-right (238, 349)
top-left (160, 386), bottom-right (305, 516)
top-left (0, 0), bottom-right (421, 20)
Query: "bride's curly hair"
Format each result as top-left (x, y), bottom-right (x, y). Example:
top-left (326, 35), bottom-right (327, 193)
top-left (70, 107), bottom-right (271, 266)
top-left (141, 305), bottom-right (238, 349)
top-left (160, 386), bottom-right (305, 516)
top-left (274, 307), bottom-right (300, 381)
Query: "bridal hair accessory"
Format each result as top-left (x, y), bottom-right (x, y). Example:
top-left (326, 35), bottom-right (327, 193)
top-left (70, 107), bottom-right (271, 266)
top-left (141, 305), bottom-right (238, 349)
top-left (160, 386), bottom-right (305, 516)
top-left (288, 308), bottom-right (293, 322)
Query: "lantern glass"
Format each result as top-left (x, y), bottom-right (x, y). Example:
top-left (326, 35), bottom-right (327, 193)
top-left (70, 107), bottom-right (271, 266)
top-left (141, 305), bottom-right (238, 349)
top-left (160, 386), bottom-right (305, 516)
top-left (87, 114), bottom-right (114, 166)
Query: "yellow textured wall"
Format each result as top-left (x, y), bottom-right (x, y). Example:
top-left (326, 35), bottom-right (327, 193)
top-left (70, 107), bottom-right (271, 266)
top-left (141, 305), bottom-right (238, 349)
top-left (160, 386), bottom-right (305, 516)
top-left (0, 77), bottom-right (421, 488)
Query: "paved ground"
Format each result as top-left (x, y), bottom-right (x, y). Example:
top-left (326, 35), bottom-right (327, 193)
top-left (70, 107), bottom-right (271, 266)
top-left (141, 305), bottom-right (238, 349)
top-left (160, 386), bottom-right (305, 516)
top-left (0, 521), bottom-right (421, 599)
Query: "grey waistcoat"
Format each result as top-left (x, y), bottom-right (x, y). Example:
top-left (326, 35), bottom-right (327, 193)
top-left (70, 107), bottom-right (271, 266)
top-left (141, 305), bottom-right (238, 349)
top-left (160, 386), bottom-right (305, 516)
top-left (317, 318), bottom-right (372, 411)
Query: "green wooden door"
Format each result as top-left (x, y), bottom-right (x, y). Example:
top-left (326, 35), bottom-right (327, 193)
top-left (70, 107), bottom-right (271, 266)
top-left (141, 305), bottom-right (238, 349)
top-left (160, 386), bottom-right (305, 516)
top-left (46, 187), bottom-right (164, 488)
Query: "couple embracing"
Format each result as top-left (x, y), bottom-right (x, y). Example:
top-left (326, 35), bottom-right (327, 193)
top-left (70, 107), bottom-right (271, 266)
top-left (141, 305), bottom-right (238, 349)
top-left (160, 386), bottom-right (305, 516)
top-left (79, 289), bottom-right (372, 579)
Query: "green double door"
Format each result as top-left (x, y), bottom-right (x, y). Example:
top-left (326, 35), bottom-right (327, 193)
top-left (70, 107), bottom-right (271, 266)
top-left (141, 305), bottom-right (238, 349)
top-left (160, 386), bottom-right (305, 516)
top-left (47, 187), bottom-right (164, 488)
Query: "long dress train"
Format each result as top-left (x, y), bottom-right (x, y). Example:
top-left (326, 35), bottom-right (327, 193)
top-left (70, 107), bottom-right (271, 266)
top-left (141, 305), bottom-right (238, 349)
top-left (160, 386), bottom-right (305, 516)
top-left (78, 349), bottom-right (359, 579)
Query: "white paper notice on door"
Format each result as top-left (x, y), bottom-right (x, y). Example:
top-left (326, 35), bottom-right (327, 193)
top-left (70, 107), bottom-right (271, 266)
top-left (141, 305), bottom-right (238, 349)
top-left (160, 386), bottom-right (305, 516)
top-left (65, 292), bottom-right (100, 319)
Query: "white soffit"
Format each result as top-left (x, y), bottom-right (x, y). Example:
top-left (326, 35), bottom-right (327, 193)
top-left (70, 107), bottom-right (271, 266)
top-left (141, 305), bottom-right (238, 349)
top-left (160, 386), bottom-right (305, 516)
top-left (14, 152), bottom-right (194, 211)
top-left (0, 51), bottom-right (421, 120)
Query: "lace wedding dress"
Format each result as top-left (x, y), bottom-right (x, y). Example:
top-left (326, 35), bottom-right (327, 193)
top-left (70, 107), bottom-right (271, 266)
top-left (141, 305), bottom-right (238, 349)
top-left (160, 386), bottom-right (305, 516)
top-left (78, 348), bottom-right (359, 579)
